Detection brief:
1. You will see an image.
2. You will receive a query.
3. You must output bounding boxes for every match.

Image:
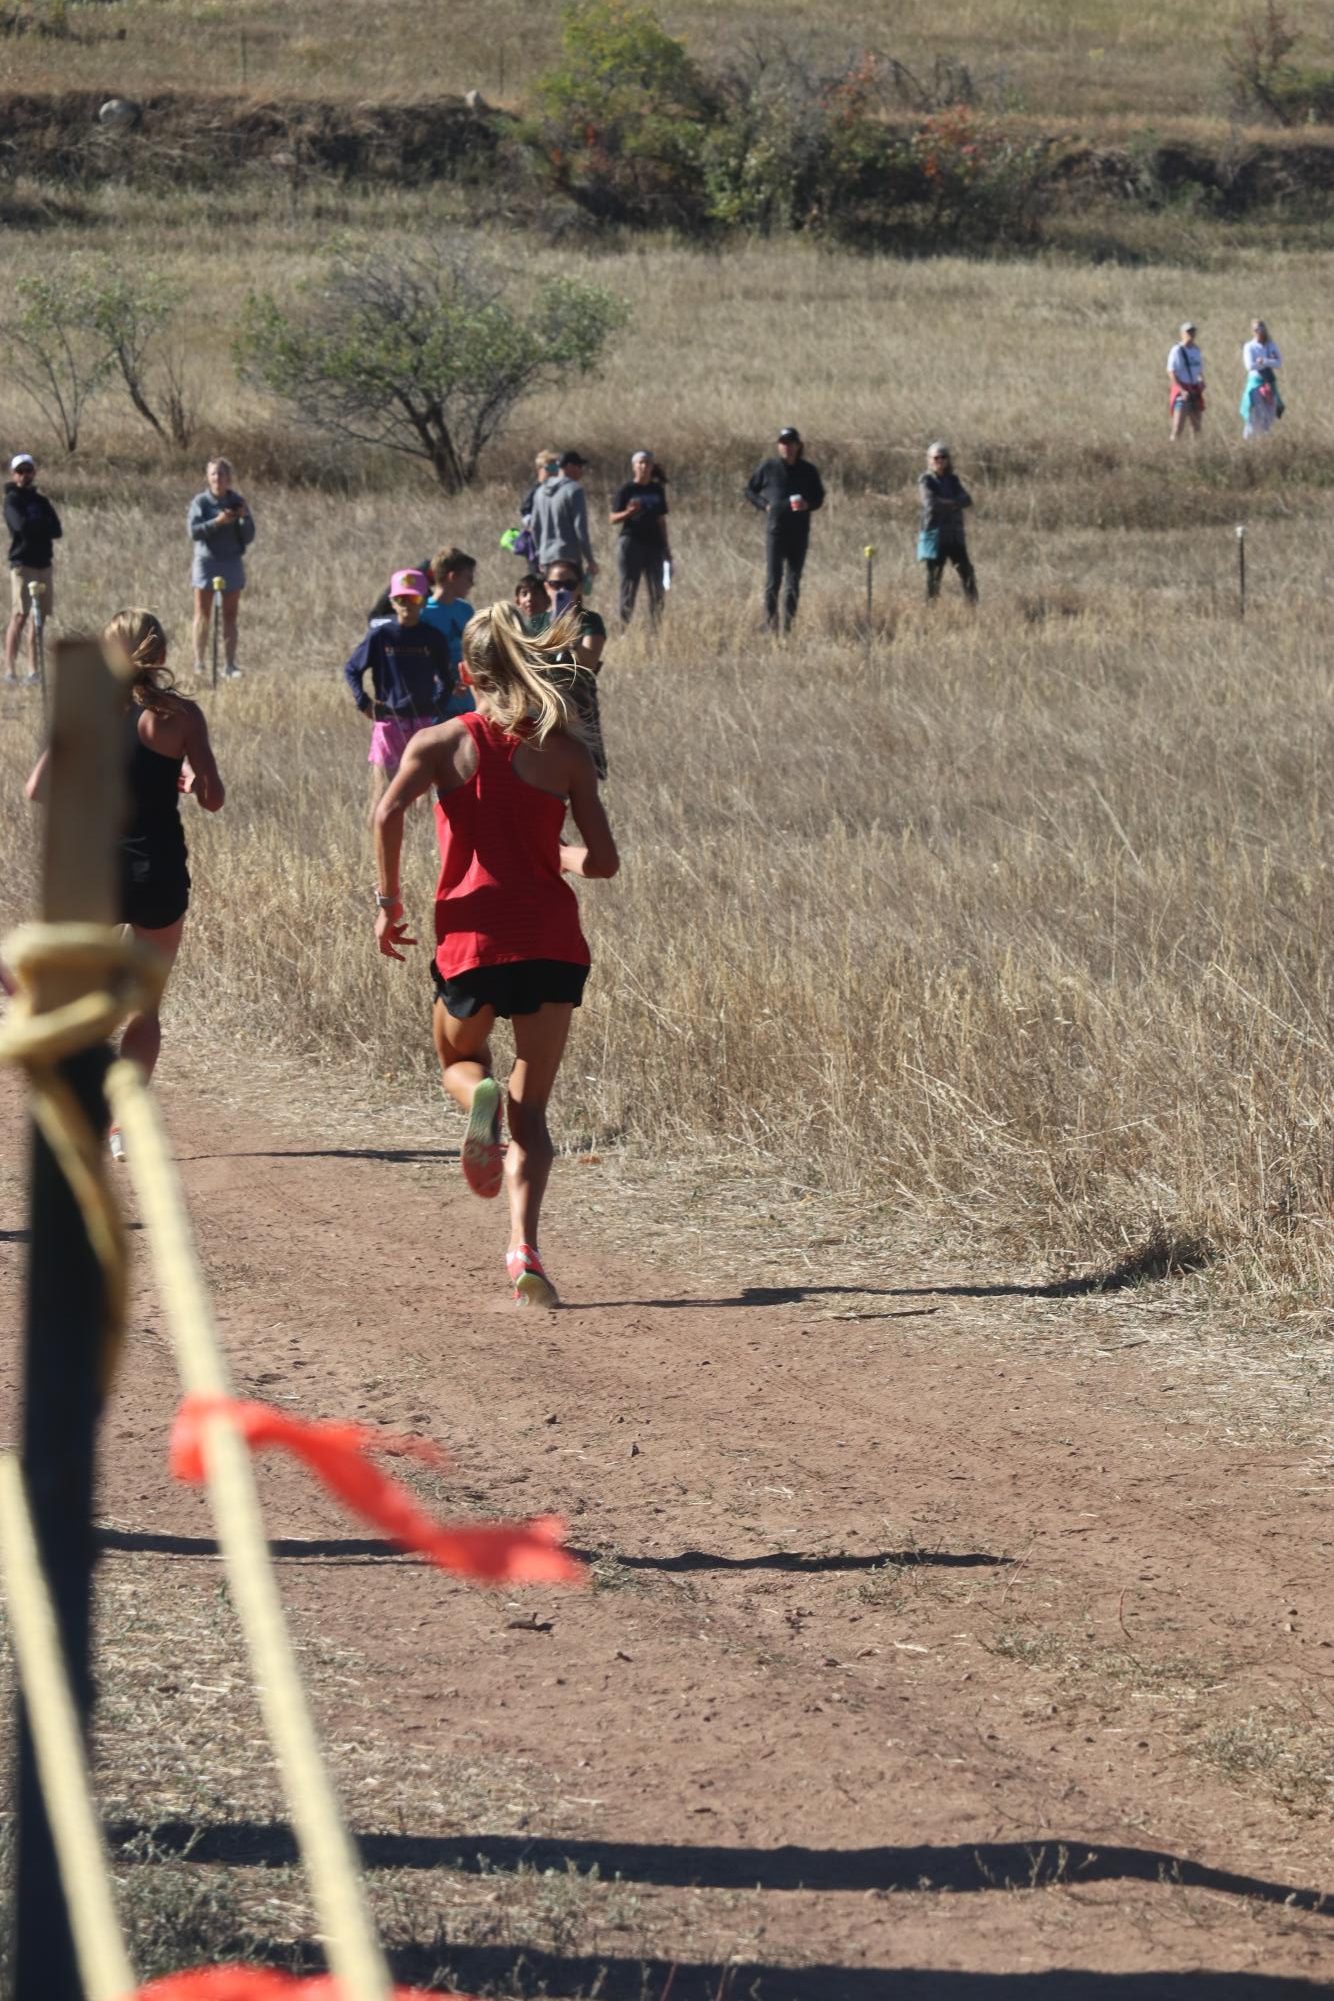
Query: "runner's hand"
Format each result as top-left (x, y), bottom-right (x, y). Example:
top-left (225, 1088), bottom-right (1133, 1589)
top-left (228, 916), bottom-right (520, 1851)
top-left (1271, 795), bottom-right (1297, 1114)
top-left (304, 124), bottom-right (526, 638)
top-left (375, 908), bottom-right (416, 961)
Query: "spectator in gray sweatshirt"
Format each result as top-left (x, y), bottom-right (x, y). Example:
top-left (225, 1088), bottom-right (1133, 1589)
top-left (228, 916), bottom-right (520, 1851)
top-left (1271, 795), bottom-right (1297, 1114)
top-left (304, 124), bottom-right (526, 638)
top-left (530, 450), bottom-right (598, 582)
top-left (188, 455), bottom-right (256, 677)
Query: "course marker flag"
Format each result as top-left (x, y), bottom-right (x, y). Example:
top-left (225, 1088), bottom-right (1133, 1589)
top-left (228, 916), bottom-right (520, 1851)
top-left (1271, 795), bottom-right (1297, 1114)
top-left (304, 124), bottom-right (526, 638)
top-left (136, 1972), bottom-right (474, 2000)
top-left (170, 1396), bottom-right (587, 1586)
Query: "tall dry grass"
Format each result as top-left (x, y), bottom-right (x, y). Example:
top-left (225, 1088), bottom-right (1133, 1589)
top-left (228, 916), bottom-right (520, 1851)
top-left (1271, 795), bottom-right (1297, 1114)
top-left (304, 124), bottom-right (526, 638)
top-left (1, 238), bottom-right (1333, 1292)
top-left (5, 0), bottom-right (1334, 124)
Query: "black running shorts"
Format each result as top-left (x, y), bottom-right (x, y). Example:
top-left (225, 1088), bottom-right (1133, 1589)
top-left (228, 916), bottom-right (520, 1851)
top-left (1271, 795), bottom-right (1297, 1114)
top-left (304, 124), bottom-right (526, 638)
top-left (431, 958), bottom-right (589, 1020)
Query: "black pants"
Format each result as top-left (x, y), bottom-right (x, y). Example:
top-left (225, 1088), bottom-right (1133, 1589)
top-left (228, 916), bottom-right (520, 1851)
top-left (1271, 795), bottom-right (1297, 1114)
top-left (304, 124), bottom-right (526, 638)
top-left (618, 539), bottom-right (663, 626)
top-left (765, 523), bottom-right (809, 631)
top-left (924, 543), bottom-right (978, 603)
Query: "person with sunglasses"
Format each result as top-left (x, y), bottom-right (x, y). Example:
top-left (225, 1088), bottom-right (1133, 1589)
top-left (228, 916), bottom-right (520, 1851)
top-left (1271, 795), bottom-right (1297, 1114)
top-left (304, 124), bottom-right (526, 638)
top-left (917, 442), bottom-right (978, 606)
top-left (528, 561), bottom-right (608, 778)
top-left (343, 568), bottom-right (457, 817)
top-left (4, 453), bottom-right (61, 686)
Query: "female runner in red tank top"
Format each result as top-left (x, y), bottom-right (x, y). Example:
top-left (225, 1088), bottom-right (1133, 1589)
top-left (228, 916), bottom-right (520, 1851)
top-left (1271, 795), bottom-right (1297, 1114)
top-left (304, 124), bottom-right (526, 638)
top-left (373, 601), bottom-right (618, 1307)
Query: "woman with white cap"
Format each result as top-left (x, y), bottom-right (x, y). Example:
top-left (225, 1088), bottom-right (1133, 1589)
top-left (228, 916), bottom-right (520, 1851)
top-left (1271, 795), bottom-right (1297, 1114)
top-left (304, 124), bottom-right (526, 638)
top-left (1167, 322), bottom-right (1205, 441)
top-left (609, 449), bottom-right (670, 627)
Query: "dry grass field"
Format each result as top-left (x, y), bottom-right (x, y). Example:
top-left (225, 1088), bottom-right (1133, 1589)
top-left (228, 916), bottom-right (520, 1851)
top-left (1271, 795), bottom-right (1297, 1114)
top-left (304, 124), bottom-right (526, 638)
top-left (2, 232), bottom-right (1334, 1306)
top-left (5, 41), bottom-right (1334, 1983)
top-left (5, 0), bottom-right (1334, 125)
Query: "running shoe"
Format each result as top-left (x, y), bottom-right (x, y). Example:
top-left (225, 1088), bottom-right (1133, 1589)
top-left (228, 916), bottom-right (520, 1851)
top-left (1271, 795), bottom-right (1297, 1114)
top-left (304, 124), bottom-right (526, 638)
top-left (506, 1243), bottom-right (559, 1309)
top-left (461, 1076), bottom-right (504, 1198)
top-left (23, 672), bottom-right (40, 687)
top-left (108, 1126), bottom-right (126, 1164)
top-left (224, 664), bottom-right (243, 679)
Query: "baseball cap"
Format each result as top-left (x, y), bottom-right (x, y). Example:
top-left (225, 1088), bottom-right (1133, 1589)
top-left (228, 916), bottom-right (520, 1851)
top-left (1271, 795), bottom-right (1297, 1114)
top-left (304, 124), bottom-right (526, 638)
top-left (777, 426), bottom-right (801, 443)
top-left (389, 567), bottom-right (429, 599)
top-left (11, 453), bottom-right (35, 470)
top-left (559, 449), bottom-right (589, 467)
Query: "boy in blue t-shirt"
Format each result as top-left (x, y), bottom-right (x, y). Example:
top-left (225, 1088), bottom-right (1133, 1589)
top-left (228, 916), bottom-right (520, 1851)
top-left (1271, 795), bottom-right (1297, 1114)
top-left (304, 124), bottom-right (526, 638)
top-left (420, 546), bottom-right (477, 715)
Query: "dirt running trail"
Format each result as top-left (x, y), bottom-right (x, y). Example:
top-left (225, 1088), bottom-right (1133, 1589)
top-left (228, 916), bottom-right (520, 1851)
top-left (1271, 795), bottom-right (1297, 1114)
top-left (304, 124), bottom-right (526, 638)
top-left (2, 1064), bottom-right (1333, 1998)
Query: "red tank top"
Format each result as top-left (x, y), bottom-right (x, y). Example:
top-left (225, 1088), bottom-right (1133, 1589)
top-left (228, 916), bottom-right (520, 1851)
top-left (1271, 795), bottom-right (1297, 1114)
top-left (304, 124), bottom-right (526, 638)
top-left (433, 712), bottom-right (589, 979)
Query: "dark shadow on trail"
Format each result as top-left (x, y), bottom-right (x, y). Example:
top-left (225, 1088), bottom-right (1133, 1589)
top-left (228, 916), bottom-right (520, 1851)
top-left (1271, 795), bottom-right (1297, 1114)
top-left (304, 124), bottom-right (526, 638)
top-left (97, 1526), bottom-right (409, 1563)
top-left (605, 1547), bottom-right (1007, 1575)
top-left (107, 1823), bottom-right (1332, 1919)
top-left (177, 1147), bottom-right (458, 1166)
top-left (0, 1227), bottom-right (31, 1243)
top-left (97, 1529), bottom-right (997, 1577)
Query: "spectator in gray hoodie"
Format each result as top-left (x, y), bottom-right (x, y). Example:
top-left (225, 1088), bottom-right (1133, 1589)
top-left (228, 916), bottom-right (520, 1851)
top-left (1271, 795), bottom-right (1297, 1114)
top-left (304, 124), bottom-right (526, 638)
top-left (531, 450), bottom-right (598, 582)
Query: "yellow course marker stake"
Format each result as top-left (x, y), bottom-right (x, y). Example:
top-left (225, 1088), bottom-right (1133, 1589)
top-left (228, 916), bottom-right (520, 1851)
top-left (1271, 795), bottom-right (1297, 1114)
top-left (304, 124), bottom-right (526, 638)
top-left (212, 574), bottom-right (226, 687)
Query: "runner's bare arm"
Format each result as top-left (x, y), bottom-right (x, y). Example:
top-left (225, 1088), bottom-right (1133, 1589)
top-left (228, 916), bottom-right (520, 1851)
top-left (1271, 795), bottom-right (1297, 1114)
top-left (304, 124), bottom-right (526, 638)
top-left (183, 702), bottom-right (225, 811)
top-left (371, 727), bottom-right (458, 960)
top-left (560, 739), bottom-right (619, 880)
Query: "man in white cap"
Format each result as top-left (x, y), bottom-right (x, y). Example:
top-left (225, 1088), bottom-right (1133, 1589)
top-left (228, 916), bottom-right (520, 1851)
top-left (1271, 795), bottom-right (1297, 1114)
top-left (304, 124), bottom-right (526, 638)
top-left (1167, 322), bottom-right (1205, 442)
top-left (4, 453), bottom-right (62, 685)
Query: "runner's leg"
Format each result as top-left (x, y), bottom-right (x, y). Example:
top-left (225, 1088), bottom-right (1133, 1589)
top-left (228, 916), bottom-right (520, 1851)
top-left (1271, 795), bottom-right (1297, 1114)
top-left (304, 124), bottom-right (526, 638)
top-left (120, 917), bottom-right (186, 1083)
top-left (432, 998), bottom-right (496, 1111)
top-left (504, 1002), bottom-right (574, 1257)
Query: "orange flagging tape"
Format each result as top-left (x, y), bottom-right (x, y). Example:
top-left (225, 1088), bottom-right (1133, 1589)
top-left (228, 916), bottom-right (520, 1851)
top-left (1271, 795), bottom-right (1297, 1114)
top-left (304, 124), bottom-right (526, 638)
top-left (135, 1971), bottom-right (474, 2000)
top-left (170, 1396), bottom-right (587, 1586)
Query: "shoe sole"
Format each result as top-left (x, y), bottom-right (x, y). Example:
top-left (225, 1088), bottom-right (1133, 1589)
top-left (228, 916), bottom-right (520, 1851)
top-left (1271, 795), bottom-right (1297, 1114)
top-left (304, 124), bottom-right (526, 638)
top-left (461, 1077), bottom-right (503, 1197)
top-left (514, 1268), bottom-right (559, 1309)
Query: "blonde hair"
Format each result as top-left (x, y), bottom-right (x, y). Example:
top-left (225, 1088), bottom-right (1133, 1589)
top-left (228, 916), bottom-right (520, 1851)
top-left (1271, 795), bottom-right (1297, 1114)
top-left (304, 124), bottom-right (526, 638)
top-left (461, 600), bottom-right (588, 747)
top-left (534, 447), bottom-right (558, 471)
top-left (103, 609), bottom-right (184, 717)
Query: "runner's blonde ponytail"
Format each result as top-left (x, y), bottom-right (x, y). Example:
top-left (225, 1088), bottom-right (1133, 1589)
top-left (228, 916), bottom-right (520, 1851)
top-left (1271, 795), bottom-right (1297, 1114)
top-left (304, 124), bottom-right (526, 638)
top-left (461, 602), bottom-right (589, 748)
top-left (103, 609), bottom-right (185, 718)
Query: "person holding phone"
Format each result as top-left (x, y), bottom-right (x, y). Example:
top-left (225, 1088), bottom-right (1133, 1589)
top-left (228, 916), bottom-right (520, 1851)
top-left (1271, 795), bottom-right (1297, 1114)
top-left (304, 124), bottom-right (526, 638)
top-left (372, 599), bottom-right (619, 1308)
top-left (745, 426), bottom-right (824, 634)
top-left (188, 455), bottom-right (256, 677)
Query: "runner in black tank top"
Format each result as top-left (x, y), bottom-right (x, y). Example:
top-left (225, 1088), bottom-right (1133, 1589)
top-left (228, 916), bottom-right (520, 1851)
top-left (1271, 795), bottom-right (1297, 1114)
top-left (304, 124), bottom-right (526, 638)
top-left (25, 610), bottom-right (226, 1160)
top-left (121, 703), bottom-right (192, 932)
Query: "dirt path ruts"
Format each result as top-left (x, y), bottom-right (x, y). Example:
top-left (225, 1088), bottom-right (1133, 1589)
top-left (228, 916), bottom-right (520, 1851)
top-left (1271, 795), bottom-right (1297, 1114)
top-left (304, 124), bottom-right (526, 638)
top-left (2, 1066), bottom-right (1332, 1996)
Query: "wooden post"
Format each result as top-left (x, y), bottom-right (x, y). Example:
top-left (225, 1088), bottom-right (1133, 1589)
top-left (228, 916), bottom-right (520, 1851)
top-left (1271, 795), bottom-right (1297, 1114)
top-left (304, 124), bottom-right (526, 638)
top-left (864, 544), bottom-right (875, 656)
top-left (1236, 524), bottom-right (1246, 620)
top-left (14, 636), bottom-right (126, 2001)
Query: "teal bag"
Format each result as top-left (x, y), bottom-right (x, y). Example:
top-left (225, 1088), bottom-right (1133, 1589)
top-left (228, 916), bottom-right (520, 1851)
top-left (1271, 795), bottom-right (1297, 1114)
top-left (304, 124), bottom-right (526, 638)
top-left (917, 527), bottom-right (940, 562)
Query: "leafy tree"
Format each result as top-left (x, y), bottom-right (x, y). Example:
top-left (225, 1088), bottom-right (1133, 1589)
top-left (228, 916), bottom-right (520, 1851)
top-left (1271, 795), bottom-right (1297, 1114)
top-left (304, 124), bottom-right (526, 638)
top-left (1, 274), bottom-right (112, 454)
top-left (529, 0), bottom-right (716, 226)
top-left (234, 243), bottom-right (625, 492)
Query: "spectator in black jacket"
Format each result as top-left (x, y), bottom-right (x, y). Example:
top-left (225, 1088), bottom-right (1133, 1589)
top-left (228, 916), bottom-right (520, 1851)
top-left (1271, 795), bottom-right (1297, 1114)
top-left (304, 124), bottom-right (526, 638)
top-left (5, 453), bottom-right (61, 684)
top-left (745, 426), bottom-right (824, 634)
top-left (917, 442), bottom-right (977, 605)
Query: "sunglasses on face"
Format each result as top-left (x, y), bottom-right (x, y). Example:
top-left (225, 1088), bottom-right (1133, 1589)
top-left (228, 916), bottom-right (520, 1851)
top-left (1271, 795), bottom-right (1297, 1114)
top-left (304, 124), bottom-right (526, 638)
top-left (392, 594), bottom-right (424, 606)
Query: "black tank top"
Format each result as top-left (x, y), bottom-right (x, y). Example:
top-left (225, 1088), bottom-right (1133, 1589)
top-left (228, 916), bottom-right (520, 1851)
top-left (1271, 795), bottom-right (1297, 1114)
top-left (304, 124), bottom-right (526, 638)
top-left (121, 705), bottom-right (187, 878)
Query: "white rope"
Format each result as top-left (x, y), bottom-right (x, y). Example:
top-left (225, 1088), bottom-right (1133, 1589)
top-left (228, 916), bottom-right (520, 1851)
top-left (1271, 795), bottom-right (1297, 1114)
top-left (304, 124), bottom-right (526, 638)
top-left (0, 1454), bottom-right (137, 2001)
top-left (107, 1059), bottom-right (392, 2001)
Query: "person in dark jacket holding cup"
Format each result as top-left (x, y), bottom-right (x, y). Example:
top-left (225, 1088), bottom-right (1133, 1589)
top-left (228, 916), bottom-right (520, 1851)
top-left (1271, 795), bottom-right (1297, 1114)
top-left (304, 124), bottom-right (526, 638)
top-left (745, 425), bottom-right (825, 634)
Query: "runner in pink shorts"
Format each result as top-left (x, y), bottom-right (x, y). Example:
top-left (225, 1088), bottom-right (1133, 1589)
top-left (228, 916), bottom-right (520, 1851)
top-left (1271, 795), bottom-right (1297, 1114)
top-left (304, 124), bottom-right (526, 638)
top-left (342, 568), bottom-right (457, 821)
